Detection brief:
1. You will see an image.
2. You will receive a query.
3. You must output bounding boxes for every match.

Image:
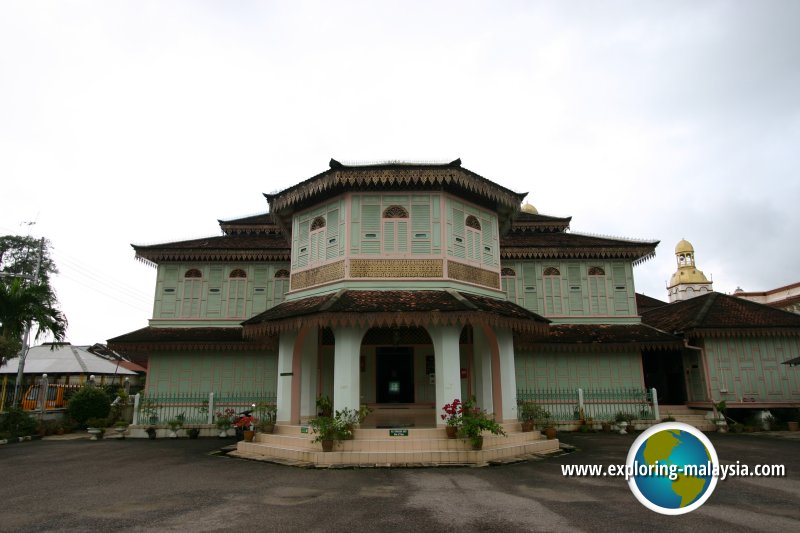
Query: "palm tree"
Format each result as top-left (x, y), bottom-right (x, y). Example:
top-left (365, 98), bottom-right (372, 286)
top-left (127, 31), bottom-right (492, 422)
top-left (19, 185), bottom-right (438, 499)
top-left (0, 278), bottom-right (67, 363)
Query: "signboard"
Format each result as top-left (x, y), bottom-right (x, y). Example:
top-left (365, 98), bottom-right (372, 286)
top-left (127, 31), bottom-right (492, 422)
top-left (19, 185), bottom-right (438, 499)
top-left (300, 426), bottom-right (309, 434)
top-left (389, 429), bottom-right (408, 437)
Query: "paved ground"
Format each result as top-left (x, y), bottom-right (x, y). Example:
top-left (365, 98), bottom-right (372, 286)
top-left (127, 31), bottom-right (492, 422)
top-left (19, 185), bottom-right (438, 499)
top-left (0, 432), bottom-right (798, 532)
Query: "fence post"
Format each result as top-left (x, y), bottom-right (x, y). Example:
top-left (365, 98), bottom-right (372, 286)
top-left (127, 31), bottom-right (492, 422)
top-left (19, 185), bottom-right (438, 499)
top-left (577, 388), bottom-right (584, 418)
top-left (132, 393), bottom-right (140, 425)
top-left (651, 388), bottom-right (659, 420)
top-left (208, 392), bottom-right (215, 425)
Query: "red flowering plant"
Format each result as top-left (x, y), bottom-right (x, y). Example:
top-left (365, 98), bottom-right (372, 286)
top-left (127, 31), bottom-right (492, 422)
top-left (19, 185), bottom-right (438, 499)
top-left (440, 398), bottom-right (464, 427)
top-left (214, 408), bottom-right (236, 430)
top-left (233, 415), bottom-right (256, 430)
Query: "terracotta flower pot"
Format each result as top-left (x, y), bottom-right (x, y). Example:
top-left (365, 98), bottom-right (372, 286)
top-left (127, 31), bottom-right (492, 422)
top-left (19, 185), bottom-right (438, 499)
top-left (445, 425), bottom-right (458, 439)
top-left (788, 421), bottom-right (799, 432)
top-left (470, 436), bottom-right (484, 450)
top-left (544, 427), bottom-right (557, 439)
top-left (321, 439), bottom-right (334, 452)
top-left (244, 430), bottom-right (255, 442)
top-left (521, 420), bottom-right (534, 432)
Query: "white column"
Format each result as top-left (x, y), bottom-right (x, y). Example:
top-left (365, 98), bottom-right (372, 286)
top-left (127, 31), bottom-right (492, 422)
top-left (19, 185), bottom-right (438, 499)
top-left (276, 330), bottom-right (297, 424)
top-left (496, 329), bottom-right (518, 423)
top-left (429, 325), bottom-right (463, 427)
top-left (472, 327), bottom-right (494, 413)
top-left (299, 328), bottom-right (319, 420)
top-left (332, 326), bottom-right (367, 414)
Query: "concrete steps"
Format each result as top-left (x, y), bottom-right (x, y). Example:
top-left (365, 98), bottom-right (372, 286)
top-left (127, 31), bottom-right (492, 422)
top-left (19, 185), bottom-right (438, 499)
top-left (231, 424), bottom-right (560, 467)
top-left (659, 405), bottom-right (716, 431)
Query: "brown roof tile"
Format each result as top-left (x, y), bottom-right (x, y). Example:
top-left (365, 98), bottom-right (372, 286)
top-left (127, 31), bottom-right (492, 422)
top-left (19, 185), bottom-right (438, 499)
top-left (133, 233), bottom-right (290, 264)
top-left (641, 292), bottom-right (800, 335)
top-left (517, 323), bottom-right (682, 351)
top-left (636, 293), bottom-right (668, 314)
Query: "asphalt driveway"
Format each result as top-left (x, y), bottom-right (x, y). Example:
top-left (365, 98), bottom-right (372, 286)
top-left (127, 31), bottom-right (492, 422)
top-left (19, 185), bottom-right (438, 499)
top-left (0, 432), bottom-right (798, 532)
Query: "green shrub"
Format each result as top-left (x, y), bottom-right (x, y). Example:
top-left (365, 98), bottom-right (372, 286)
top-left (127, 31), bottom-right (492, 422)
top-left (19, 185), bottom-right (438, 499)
top-left (67, 386), bottom-right (111, 427)
top-left (0, 408), bottom-right (37, 439)
top-left (85, 417), bottom-right (109, 428)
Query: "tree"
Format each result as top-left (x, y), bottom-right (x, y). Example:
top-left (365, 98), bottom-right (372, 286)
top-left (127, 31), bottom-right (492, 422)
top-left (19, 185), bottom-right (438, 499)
top-left (0, 236), bottom-right (66, 363)
top-left (0, 278), bottom-right (67, 362)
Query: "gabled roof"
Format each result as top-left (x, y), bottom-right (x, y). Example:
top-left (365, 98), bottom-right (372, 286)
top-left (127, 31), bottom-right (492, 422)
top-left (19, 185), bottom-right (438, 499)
top-left (265, 159), bottom-right (527, 235)
top-left (509, 211), bottom-right (572, 233)
top-left (500, 232), bottom-right (659, 264)
top-left (641, 292), bottom-right (800, 337)
top-left (218, 213), bottom-right (281, 235)
top-left (107, 327), bottom-right (276, 352)
top-left (515, 323), bottom-right (682, 352)
top-left (636, 293), bottom-right (669, 314)
top-left (132, 233), bottom-right (290, 265)
top-left (243, 289), bottom-right (549, 336)
top-left (0, 343), bottom-right (138, 375)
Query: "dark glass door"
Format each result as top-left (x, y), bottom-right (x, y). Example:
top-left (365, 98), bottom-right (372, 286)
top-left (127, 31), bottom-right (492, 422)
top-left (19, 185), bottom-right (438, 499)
top-left (376, 347), bottom-right (414, 403)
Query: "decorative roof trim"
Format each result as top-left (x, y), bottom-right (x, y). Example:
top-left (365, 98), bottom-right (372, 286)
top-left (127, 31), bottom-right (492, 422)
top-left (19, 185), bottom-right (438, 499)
top-left (243, 311), bottom-right (548, 337)
top-left (501, 246), bottom-right (657, 265)
top-left (686, 328), bottom-right (800, 339)
top-left (514, 341), bottom-right (680, 352)
top-left (107, 340), bottom-right (276, 352)
top-left (135, 250), bottom-right (290, 263)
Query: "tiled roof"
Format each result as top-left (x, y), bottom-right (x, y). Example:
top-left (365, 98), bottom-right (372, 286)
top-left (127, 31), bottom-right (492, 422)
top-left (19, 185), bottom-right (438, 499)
top-left (516, 323), bottom-right (682, 351)
top-left (107, 327), bottom-right (275, 352)
top-left (509, 212), bottom-right (572, 232)
top-left (133, 233), bottom-right (290, 264)
top-left (641, 292), bottom-right (800, 336)
top-left (243, 289), bottom-right (549, 335)
top-left (500, 232), bottom-right (658, 264)
top-left (218, 213), bottom-right (281, 235)
top-left (636, 293), bottom-right (668, 314)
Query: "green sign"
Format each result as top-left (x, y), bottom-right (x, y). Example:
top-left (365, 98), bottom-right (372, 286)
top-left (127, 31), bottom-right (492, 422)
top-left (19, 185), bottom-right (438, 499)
top-left (300, 426), bottom-right (308, 434)
top-left (389, 429), bottom-right (408, 437)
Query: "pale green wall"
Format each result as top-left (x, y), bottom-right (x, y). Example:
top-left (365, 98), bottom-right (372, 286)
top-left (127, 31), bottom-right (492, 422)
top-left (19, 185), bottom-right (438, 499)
top-left (501, 260), bottom-right (638, 320)
top-left (515, 349), bottom-right (644, 390)
top-left (146, 350), bottom-right (278, 395)
top-left (348, 193), bottom-right (441, 256)
top-left (703, 336), bottom-right (800, 401)
top-left (153, 262), bottom-right (290, 321)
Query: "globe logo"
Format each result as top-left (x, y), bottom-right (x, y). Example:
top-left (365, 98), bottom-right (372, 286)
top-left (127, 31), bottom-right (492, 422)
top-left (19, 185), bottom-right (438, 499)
top-left (626, 422), bottom-right (719, 515)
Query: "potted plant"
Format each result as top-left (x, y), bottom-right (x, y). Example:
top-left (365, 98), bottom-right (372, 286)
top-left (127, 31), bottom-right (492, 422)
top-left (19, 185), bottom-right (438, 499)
top-left (114, 420), bottom-right (128, 439)
top-left (713, 401), bottom-right (728, 433)
top-left (336, 405), bottom-right (372, 436)
top-left (316, 395), bottom-right (333, 417)
top-left (440, 398), bottom-right (464, 438)
top-left (86, 417), bottom-right (108, 441)
top-left (615, 412), bottom-right (635, 434)
top-left (187, 427), bottom-right (200, 439)
top-left (308, 413), bottom-right (350, 451)
top-left (601, 421), bottom-right (612, 433)
top-left (214, 408), bottom-right (235, 438)
top-left (255, 402), bottom-right (278, 434)
top-left (517, 400), bottom-right (548, 433)
top-left (145, 426), bottom-right (157, 439)
top-left (459, 399), bottom-right (506, 450)
top-left (167, 418), bottom-right (183, 438)
top-left (234, 413), bottom-right (256, 442)
top-left (141, 399), bottom-right (159, 425)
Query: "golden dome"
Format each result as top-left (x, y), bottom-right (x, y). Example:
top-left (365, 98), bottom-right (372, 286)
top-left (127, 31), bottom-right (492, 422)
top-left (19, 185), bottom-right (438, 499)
top-left (669, 269), bottom-right (710, 287)
top-left (675, 239), bottom-right (694, 254)
top-left (521, 202), bottom-right (538, 214)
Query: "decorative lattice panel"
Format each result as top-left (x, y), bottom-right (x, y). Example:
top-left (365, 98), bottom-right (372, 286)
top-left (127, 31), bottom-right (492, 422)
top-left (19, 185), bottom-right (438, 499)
top-left (447, 260), bottom-right (500, 289)
top-left (290, 260), bottom-right (345, 290)
top-left (350, 259), bottom-right (443, 278)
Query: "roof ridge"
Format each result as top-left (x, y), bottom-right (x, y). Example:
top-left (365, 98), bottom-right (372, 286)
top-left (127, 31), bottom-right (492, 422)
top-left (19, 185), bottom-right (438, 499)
top-left (690, 292), bottom-right (719, 328)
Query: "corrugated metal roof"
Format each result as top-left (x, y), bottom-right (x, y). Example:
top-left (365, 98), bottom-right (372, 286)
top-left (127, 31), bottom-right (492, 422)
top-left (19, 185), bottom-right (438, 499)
top-left (0, 344), bottom-right (138, 375)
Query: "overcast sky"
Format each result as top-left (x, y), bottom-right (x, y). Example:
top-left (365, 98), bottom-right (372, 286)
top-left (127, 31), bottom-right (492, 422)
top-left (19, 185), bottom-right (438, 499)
top-left (2, 1), bottom-right (798, 345)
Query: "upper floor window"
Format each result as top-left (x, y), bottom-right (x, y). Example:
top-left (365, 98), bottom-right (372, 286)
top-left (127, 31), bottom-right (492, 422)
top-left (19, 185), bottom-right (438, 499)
top-left (274, 269), bottom-right (290, 303)
top-left (465, 215), bottom-right (482, 262)
top-left (383, 205), bottom-right (408, 219)
top-left (180, 269), bottom-right (202, 317)
top-left (309, 216), bottom-right (327, 265)
top-left (227, 269), bottom-right (247, 318)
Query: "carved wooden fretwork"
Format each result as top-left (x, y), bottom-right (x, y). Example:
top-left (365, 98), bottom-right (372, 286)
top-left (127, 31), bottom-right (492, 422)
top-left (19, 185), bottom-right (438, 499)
top-left (465, 215), bottom-right (481, 230)
top-left (501, 267), bottom-right (516, 277)
top-left (274, 269), bottom-right (290, 279)
top-left (382, 205), bottom-right (409, 219)
top-left (290, 260), bottom-right (345, 290)
top-left (184, 269), bottom-right (202, 278)
top-left (588, 266), bottom-right (605, 276)
top-left (229, 269), bottom-right (247, 278)
top-left (447, 261), bottom-right (500, 289)
top-left (310, 216), bottom-right (326, 231)
top-left (543, 267), bottom-right (560, 276)
top-left (350, 259), bottom-right (443, 278)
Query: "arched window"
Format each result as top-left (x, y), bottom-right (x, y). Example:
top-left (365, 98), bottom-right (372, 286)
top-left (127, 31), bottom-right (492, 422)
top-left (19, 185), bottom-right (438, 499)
top-left (542, 266), bottom-right (562, 315)
top-left (274, 269), bottom-right (290, 303)
top-left (464, 215), bottom-right (482, 262)
top-left (310, 216), bottom-right (326, 231)
top-left (501, 267), bottom-right (516, 276)
top-left (227, 269), bottom-right (247, 317)
top-left (588, 266), bottom-right (607, 315)
top-left (382, 205), bottom-right (408, 219)
top-left (465, 215), bottom-right (481, 230)
top-left (501, 267), bottom-right (517, 302)
top-left (181, 269), bottom-right (202, 317)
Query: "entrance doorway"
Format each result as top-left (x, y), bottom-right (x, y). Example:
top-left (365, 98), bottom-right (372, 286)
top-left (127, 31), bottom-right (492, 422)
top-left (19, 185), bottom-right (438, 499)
top-left (643, 350), bottom-right (688, 404)
top-left (376, 347), bottom-right (414, 403)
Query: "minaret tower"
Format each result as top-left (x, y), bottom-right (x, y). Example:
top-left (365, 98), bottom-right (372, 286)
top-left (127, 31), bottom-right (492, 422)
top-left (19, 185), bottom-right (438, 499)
top-left (667, 239), bottom-right (713, 302)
